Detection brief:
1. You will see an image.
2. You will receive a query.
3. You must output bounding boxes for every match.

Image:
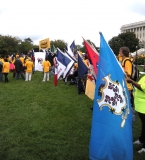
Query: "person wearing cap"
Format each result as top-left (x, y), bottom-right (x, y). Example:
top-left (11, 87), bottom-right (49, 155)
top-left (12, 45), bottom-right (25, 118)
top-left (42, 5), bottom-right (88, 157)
top-left (25, 57), bottom-right (34, 81)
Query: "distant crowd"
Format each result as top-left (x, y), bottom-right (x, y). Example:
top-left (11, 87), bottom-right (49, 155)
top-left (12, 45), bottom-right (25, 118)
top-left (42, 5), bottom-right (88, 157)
top-left (0, 50), bottom-right (36, 83)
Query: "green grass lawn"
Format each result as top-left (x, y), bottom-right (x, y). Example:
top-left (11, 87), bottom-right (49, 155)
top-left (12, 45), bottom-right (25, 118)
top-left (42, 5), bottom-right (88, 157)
top-left (0, 71), bottom-right (145, 160)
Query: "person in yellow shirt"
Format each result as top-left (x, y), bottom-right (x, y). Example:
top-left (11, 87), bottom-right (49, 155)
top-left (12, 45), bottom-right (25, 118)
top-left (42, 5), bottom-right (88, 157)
top-left (0, 56), bottom-right (3, 82)
top-left (82, 54), bottom-right (90, 68)
top-left (126, 76), bottom-right (145, 153)
top-left (119, 47), bottom-right (134, 112)
top-left (3, 58), bottom-right (10, 82)
top-left (19, 55), bottom-right (25, 66)
top-left (25, 57), bottom-right (34, 81)
top-left (11, 56), bottom-right (16, 78)
top-left (119, 47), bottom-right (133, 92)
top-left (42, 58), bottom-right (51, 82)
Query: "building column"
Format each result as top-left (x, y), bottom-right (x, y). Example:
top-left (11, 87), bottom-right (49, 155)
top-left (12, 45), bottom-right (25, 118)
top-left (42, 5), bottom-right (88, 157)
top-left (136, 27), bottom-right (138, 39)
top-left (141, 27), bottom-right (143, 41)
top-left (138, 27), bottom-right (140, 41)
top-left (143, 27), bottom-right (145, 40)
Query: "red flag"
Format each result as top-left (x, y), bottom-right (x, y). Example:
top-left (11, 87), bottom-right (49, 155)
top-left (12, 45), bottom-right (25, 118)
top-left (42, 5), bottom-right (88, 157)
top-left (54, 67), bottom-right (58, 86)
top-left (83, 39), bottom-right (99, 76)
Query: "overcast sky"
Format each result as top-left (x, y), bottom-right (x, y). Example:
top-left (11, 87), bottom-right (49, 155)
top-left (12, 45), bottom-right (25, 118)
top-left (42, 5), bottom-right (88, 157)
top-left (0, 0), bottom-right (145, 47)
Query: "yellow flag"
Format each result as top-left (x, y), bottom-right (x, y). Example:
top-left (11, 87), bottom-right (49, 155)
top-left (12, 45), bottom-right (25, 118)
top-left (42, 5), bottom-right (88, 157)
top-left (85, 78), bottom-right (95, 100)
top-left (39, 38), bottom-right (50, 50)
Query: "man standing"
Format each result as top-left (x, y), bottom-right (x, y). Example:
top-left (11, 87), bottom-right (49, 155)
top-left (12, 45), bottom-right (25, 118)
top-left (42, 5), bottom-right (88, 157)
top-left (119, 47), bottom-right (133, 92)
top-left (42, 58), bottom-right (51, 82)
top-left (25, 57), bottom-right (34, 81)
top-left (14, 56), bottom-right (25, 80)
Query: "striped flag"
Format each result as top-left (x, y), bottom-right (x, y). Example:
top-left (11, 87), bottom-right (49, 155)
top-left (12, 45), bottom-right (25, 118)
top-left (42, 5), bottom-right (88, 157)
top-left (54, 48), bottom-right (71, 86)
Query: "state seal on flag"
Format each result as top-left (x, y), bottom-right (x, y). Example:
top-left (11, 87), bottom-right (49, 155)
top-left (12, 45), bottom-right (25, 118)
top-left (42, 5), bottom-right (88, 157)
top-left (97, 74), bottom-right (126, 115)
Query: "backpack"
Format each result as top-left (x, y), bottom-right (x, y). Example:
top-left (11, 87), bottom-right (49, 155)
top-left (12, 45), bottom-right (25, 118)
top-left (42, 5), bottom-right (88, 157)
top-left (123, 58), bottom-right (140, 81)
top-left (0, 61), bottom-right (3, 72)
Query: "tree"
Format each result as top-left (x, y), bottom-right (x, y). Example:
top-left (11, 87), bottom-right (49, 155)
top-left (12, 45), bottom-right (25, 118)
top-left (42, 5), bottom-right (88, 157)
top-left (108, 32), bottom-right (139, 55)
top-left (50, 40), bottom-right (66, 51)
top-left (33, 44), bottom-right (39, 52)
top-left (76, 45), bottom-right (82, 51)
top-left (0, 35), bottom-right (20, 55)
top-left (118, 32), bottom-right (139, 52)
top-left (24, 38), bottom-right (33, 43)
top-left (108, 36), bottom-right (124, 56)
top-left (18, 37), bottom-right (34, 54)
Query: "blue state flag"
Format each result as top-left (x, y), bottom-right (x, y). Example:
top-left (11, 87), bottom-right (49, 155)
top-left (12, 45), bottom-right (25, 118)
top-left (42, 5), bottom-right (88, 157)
top-left (89, 33), bottom-right (133, 160)
top-left (70, 40), bottom-right (76, 54)
top-left (78, 54), bottom-right (88, 94)
top-left (78, 54), bottom-right (88, 80)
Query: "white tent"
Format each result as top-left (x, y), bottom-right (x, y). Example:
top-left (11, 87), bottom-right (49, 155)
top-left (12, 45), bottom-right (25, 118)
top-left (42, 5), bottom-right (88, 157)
top-left (130, 48), bottom-right (145, 57)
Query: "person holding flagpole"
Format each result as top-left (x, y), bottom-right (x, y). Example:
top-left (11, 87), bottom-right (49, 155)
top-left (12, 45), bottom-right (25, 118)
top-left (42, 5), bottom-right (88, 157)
top-left (126, 75), bottom-right (145, 153)
top-left (119, 47), bottom-right (133, 94)
top-left (119, 47), bottom-right (135, 116)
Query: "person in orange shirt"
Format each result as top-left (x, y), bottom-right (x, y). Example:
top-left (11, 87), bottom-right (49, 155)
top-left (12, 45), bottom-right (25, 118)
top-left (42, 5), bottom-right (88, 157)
top-left (3, 58), bottom-right (10, 82)
top-left (119, 47), bottom-right (133, 91)
top-left (42, 58), bottom-right (51, 82)
top-left (0, 55), bottom-right (3, 82)
top-left (25, 57), bottom-right (34, 81)
top-left (119, 47), bottom-right (133, 107)
top-left (19, 55), bottom-right (25, 66)
top-left (82, 54), bottom-right (90, 68)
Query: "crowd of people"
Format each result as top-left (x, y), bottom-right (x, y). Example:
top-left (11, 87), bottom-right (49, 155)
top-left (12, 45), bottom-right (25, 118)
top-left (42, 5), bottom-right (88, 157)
top-left (0, 47), bottom-right (145, 154)
top-left (0, 49), bottom-right (80, 84)
top-left (0, 50), bottom-right (36, 82)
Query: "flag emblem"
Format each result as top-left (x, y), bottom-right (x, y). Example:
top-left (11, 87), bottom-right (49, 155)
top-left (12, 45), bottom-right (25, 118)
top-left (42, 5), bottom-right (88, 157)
top-left (97, 74), bottom-right (130, 128)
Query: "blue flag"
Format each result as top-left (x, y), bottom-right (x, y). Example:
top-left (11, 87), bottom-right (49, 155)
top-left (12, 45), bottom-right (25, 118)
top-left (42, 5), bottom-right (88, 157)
top-left (78, 54), bottom-right (88, 80)
top-left (70, 40), bottom-right (76, 54)
top-left (57, 48), bottom-right (71, 67)
top-left (78, 54), bottom-right (88, 94)
top-left (89, 33), bottom-right (133, 160)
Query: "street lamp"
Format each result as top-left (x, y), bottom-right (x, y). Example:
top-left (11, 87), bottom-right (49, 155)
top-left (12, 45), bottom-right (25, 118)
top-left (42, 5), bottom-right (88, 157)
top-left (136, 46), bottom-right (138, 58)
top-left (135, 46), bottom-right (138, 65)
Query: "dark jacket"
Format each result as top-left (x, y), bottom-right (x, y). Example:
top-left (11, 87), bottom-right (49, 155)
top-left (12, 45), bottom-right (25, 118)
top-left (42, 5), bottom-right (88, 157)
top-left (0, 61), bottom-right (3, 72)
top-left (14, 59), bottom-right (23, 72)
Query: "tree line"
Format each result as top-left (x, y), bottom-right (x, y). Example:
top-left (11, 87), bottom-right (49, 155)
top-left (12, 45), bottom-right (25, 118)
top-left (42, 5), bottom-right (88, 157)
top-left (0, 32), bottom-right (140, 56)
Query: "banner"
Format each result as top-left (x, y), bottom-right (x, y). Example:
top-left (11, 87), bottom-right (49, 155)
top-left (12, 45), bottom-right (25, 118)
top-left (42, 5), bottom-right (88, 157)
top-left (39, 38), bottom-right (50, 50)
top-left (34, 52), bottom-right (45, 71)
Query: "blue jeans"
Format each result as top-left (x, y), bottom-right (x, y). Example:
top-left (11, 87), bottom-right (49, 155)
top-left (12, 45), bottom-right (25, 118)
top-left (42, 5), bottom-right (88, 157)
top-left (16, 71), bottom-right (25, 80)
top-left (0, 72), bottom-right (3, 81)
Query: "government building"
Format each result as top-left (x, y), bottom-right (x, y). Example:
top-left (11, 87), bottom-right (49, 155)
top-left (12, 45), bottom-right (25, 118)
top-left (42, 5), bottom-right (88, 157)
top-left (120, 20), bottom-right (145, 55)
top-left (120, 20), bottom-right (145, 47)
